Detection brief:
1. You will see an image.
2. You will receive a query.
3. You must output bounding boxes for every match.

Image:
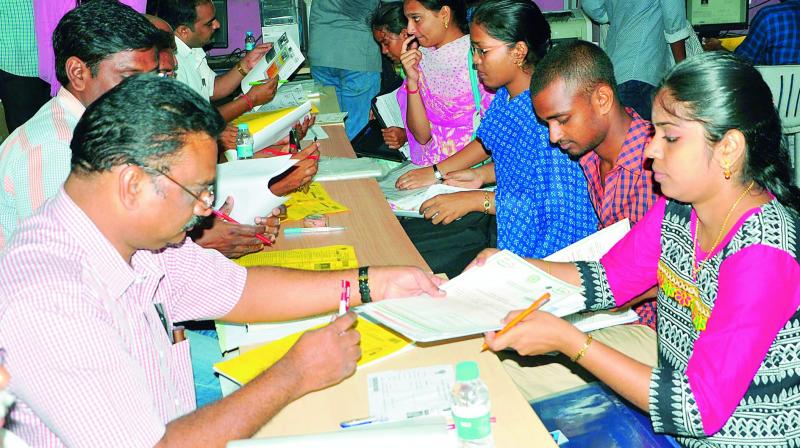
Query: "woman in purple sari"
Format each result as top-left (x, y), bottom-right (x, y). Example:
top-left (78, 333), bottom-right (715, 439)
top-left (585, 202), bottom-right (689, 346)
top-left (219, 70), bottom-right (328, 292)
top-left (396, 0), bottom-right (494, 170)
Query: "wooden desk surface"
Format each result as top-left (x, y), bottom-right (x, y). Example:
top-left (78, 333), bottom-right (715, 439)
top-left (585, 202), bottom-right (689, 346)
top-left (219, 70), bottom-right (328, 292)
top-left (254, 337), bottom-right (557, 447)
top-left (269, 125), bottom-right (429, 270)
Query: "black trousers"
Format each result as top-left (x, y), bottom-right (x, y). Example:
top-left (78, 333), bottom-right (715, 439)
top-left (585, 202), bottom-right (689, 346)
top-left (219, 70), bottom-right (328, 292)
top-left (0, 69), bottom-right (51, 134)
top-left (400, 212), bottom-right (497, 279)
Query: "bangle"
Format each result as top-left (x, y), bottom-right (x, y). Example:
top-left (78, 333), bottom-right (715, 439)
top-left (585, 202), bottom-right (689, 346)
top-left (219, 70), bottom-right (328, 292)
top-left (571, 334), bottom-right (593, 363)
top-left (240, 93), bottom-right (254, 111)
top-left (482, 191), bottom-right (491, 214)
top-left (358, 266), bottom-right (372, 304)
top-left (406, 84), bottom-right (419, 95)
top-left (236, 60), bottom-right (249, 77)
top-left (432, 164), bottom-right (444, 183)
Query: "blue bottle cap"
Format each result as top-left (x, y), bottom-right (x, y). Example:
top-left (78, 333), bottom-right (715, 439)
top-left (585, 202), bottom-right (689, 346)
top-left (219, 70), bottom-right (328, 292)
top-left (237, 123), bottom-right (250, 131)
top-left (455, 361), bottom-right (479, 381)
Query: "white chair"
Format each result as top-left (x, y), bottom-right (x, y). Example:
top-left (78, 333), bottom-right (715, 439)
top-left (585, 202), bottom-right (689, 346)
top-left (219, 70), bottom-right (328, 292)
top-left (755, 64), bottom-right (800, 187)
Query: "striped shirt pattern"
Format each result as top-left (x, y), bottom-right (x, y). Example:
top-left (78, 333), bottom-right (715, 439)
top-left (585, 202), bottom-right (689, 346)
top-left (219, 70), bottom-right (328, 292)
top-left (579, 108), bottom-right (659, 329)
top-left (0, 190), bottom-right (247, 446)
top-left (0, 88), bottom-right (84, 250)
top-left (735, 0), bottom-right (800, 65)
top-left (0, 0), bottom-right (39, 77)
top-left (582, 0), bottom-right (690, 86)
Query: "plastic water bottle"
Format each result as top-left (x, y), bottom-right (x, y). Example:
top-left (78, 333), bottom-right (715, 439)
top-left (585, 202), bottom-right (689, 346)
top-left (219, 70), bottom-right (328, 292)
top-left (236, 123), bottom-right (254, 159)
top-left (451, 361), bottom-right (494, 447)
top-left (245, 31), bottom-right (256, 51)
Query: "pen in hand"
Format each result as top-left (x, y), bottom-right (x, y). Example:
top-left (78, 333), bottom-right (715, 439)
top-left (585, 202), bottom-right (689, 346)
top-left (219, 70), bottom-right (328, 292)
top-left (481, 292), bottom-right (551, 352)
top-left (212, 209), bottom-right (273, 246)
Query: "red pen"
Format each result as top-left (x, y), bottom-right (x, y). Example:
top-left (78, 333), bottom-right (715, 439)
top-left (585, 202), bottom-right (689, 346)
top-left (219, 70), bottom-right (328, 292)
top-left (212, 209), bottom-right (273, 246)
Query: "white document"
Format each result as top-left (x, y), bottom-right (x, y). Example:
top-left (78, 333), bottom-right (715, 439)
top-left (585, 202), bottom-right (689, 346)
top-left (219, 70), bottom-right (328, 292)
top-left (315, 157), bottom-right (383, 182)
top-left (545, 219), bottom-right (630, 262)
top-left (241, 32), bottom-right (305, 94)
top-left (385, 183), bottom-right (486, 218)
top-left (256, 84), bottom-right (307, 112)
top-left (249, 100), bottom-right (313, 150)
top-left (545, 219), bottom-right (639, 333)
top-left (213, 156), bottom-right (297, 224)
top-left (357, 251), bottom-right (587, 342)
top-left (374, 88), bottom-right (405, 128)
top-left (316, 112), bottom-right (349, 125)
top-left (368, 365), bottom-right (454, 422)
top-left (226, 417), bottom-right (456, 448)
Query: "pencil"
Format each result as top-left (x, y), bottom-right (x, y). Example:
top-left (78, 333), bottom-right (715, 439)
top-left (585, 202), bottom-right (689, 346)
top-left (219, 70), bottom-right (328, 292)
top-left (257, 147), bottom-right (320, 160)
top-left (481, 292), bottom-right (551, 352)
top-left (211, 209), bottom-right (273, 246)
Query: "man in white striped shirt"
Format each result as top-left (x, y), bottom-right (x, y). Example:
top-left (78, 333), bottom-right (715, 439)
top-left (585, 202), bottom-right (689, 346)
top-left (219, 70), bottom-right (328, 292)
top-left (0, 75), bottom-right (444, 447)
top-left (582, 0), bottom-right (690, 120)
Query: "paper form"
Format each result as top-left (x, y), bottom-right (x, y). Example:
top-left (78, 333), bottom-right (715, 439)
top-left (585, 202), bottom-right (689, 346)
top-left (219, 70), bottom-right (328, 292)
top-left (234, 244), bottom-right (358, 270)
top-left (374, 88), bottom-right (405, 129)
top-left (213, 317), bottom-right (412, 385)
top-left (214, 156), bottom-right (297, 224)
top-left (357, 251), bottom-right (587, 342)
top-left (256, 84), bottom-right (307, 112)
top-left (367, 364), bottom-right (454, 422)
top-left (283, 182), bottom-right (349, 221)
top-left (241, 32), bottom-right (304, 95)
top-left (545, 219), bottom-right (639, 333)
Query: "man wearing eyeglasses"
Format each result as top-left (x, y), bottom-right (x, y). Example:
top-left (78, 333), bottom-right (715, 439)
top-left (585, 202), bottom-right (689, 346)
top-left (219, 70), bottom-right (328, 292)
top-left (0, 0), bottom-right (160, 251)
top-left (0, 74), bottom-right (445, 447)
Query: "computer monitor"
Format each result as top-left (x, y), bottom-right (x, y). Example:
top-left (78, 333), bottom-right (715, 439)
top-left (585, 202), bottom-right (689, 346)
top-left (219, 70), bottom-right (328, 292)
top-left (207, 0), bottom-right (229, 49)
top-left (686, 0), bottom-right (749, 34)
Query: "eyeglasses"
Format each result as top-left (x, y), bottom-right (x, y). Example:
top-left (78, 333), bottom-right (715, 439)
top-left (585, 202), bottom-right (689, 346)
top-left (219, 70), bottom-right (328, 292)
top-left (142, 166), bottom-right (215, 209)
top-left (470, 43), bottom-right (511, 58)
top-left (157, 71), bottom-right (176, 79)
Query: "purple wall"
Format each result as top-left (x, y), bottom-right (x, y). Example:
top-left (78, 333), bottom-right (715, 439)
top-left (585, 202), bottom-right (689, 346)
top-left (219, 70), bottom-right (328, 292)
top-left (209, 0), bottom-right (263, 56)
top-left (210, 0), bottom-right (569, 55)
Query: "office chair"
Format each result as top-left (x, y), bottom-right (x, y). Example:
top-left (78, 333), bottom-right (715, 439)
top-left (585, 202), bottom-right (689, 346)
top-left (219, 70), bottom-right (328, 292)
top-left (755, 64), bottom-right (800, 187)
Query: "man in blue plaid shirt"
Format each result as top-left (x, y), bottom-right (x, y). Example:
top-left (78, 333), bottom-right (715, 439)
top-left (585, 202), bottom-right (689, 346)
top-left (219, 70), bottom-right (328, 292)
top-left (706, 0), bottom-right (800, 65)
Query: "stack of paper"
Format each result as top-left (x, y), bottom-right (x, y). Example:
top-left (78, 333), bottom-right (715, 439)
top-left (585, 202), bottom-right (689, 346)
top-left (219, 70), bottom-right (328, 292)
top-left (315, 157), bottom-right (383, 182)
top-left (374, 88), bottom-right (410, 157)
top-left (213, 156), bottom-right (297, 224)
top-left (357, 250), bottom-right (587, 342)
top-left (241, 32), bottom-right (304, 95)
top-left (233, 101), bottom-right (313, 150)
top-left (213, 317), bottom-right (411, 386)
top-left (283, 182), bottom-right (349, 221)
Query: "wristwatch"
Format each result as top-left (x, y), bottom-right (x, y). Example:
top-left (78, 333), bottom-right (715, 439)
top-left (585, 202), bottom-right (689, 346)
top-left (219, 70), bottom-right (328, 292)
top-left (432, 164), bottom-right (444, 183)
top-left (483, 191), bottom-right (491, 214)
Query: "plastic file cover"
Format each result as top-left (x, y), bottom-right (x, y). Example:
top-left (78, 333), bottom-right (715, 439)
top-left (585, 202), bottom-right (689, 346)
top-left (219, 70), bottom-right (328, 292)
top-left (314, 156), bottom-right (383, 182)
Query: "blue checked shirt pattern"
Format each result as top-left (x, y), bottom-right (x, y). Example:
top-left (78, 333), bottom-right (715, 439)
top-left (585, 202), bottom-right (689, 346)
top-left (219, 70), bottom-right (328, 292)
top-left (0, 0), bottom-right (39, 77)
top-left (735, 0), bottom-right (800, 65)
top-left (478, 87), bottom-right (598, 258)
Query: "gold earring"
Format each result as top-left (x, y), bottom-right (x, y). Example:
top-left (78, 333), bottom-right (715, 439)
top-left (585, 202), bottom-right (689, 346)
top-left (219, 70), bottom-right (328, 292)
top-left (722, 159), bottom-right (732, 180)
top-left (516, 59), bottom-right (524, 68)
top-left (444, 21), bottom-right (449, 29)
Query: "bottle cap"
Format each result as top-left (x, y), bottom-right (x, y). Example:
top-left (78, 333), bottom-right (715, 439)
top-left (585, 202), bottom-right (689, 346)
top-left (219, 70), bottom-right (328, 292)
top-left (246, 31), bottom-right (253, 36)
top-left (455, 361), bottom-right (479, 381)
top-left (237, 123), bottom-right (250, 131)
